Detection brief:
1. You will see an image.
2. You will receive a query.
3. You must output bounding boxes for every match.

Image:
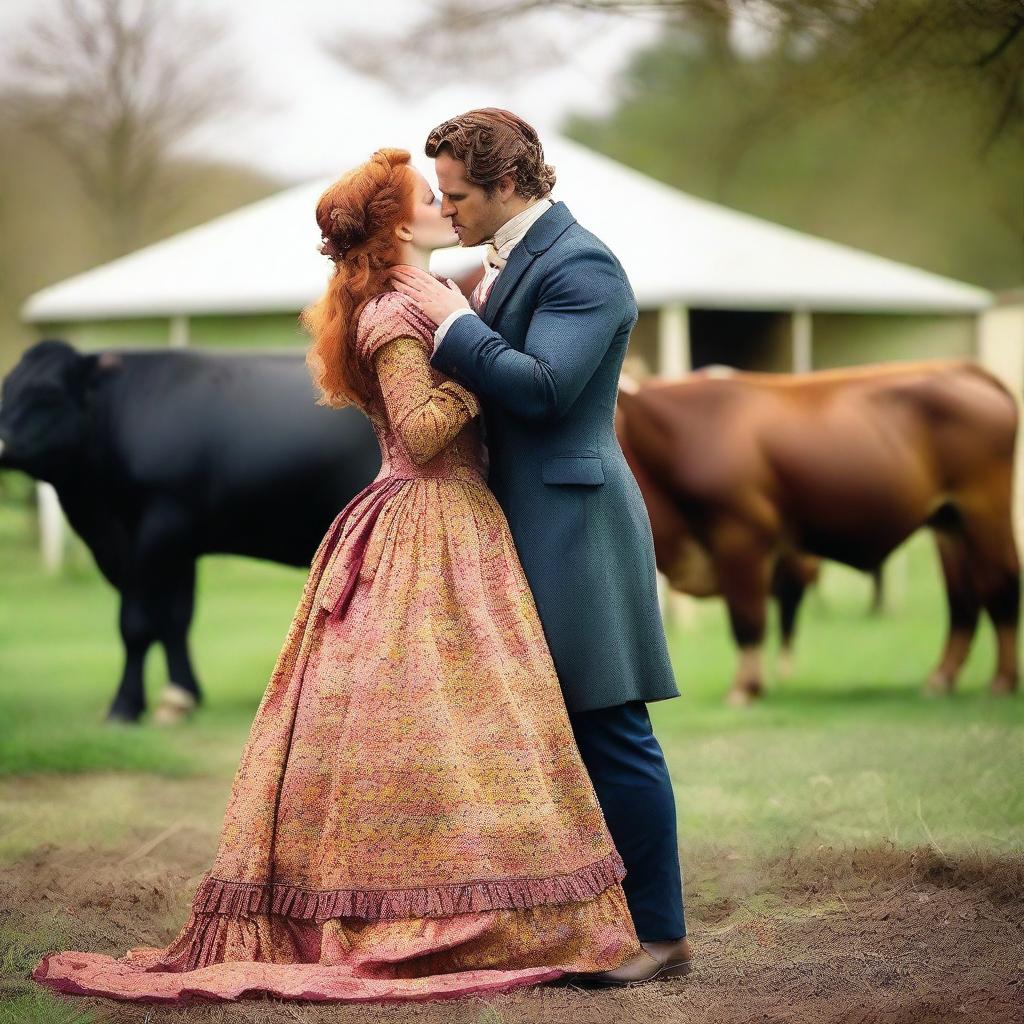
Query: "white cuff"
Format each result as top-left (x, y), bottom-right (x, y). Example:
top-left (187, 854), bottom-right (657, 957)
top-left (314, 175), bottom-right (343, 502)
top-left (433, 308), bottom-right (474, 352)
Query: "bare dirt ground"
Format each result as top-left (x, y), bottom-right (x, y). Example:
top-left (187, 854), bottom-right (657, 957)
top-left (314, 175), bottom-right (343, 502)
top-left (1, 775), bottom-right (1022, 1024)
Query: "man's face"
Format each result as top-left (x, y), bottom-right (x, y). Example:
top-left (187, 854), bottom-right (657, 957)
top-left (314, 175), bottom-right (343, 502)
top-left (434, 150), bottom-right (508, 248)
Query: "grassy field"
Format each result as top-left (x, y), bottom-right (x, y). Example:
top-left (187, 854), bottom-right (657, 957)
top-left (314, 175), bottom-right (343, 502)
top-left (2, 493), bottom-right (1021, 855)
top-left (1, 489), bottom-right (1022, 1022)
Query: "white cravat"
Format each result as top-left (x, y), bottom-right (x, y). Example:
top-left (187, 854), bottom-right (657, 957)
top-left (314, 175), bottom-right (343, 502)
top-left (434, 197), bottom-right (553, 350)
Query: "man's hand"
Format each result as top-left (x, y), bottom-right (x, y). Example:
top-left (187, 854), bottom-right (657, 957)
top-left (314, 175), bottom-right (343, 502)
top-left (388, 266), bottom-right (470, 326)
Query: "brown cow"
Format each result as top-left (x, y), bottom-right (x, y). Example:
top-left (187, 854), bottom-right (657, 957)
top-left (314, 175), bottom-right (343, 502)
top-left (616, 359), bottom-right (1020, 704)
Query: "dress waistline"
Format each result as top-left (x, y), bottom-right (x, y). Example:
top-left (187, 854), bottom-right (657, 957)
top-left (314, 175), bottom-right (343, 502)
top-left (320, 476), bottom-right (405, 623)
top-left (319, 470), bottom-right (482, 622)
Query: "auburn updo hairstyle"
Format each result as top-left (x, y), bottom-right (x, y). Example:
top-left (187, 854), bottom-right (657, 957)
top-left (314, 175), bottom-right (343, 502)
top-left (300, 147), bottom-right (416, 409)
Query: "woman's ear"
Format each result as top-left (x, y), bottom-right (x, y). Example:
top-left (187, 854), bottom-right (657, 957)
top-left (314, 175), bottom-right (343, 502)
top-left (394, 221), bottom-right (414, 243)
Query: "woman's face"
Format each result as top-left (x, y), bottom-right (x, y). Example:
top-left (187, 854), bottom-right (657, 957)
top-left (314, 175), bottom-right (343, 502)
top-left (402, 168), bottom-right (458, 252)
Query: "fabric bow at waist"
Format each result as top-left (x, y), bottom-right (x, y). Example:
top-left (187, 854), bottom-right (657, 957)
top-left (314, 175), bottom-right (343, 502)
top-left (317, 476), bottom-right (407, 622)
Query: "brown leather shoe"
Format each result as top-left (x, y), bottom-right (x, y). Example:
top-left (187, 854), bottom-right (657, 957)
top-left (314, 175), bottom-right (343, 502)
top-left (575, 937), bottom-right (693, 987)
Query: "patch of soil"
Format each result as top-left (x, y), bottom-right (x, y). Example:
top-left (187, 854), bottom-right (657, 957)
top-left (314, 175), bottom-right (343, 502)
top-left (1, 779), bottom-right (1021, 1023)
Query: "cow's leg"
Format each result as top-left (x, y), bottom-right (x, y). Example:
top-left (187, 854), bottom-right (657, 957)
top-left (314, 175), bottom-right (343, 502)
top-left (869, 565), bottom-right (885, 616)
top-left (772, 557), bottom-right (807, 681)
top-left (106, 583), bottom-right (157, 722)
top-left (960, 511), bottom-right (1020, 695)
top-left (713, 523), bottom-right (773, 705)
top-left (926, 529), bottom-right (980, 695)
top-left (153, 560), bottom-right (201, 725)
top-left (979, 564), bottom-right (1020, 695)
top-left (111, 504), bottom-right (201, 724)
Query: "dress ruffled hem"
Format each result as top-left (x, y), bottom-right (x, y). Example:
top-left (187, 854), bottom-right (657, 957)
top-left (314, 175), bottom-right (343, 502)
top-left (32, 950), bottom-right (564, 1005)
top-left (192, 848), bottom-right (627, 922)
top-left (31, 884), bottom-right (643, 1004)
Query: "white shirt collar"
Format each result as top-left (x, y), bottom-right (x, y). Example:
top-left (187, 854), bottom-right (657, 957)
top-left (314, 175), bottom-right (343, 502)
top-left (490, 197), bottom-right (554, 261)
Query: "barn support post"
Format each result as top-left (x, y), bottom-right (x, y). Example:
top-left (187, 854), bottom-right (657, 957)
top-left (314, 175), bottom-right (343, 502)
top-left (657, 303), bottom-right (691, 378)
top-left (656, 573), bottom-right (670, 619)
top-left (37, 481), bottom-right (66, 573)
top-left (169, 315), bottom-right (190, 348)
top-left (791, 308), bottom-right (813, 372)
top-left (655, 303), bottom-right (698, 629)
top-left (656, 574), bottom-right (699, 633)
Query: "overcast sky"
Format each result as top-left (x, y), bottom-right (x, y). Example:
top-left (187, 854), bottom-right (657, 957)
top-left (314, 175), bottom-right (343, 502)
top-left (0, 0), bottom-right (673, 184)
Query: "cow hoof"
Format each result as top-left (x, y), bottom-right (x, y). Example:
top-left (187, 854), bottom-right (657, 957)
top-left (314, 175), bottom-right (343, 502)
top-left (923, 672), bottom-right (954, 697)
top-left (105, 707), bottom-right (141, 725)
top-left (726, 688), bottom-right (756, 707)
top-left (989, 675), bottom-right (1018, 696)
top-left (152, 683), bottom-right (198, 726)
top-left (776, 650), bottom-right (795, 681)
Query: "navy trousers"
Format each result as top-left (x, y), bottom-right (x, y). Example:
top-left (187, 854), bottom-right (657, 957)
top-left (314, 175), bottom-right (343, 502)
top-left (567, 700), bottom-right (686, 942)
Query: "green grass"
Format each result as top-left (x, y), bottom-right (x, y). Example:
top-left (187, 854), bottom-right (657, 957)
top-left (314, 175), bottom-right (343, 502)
top-left (655, 553), bottom-right (1024, 855)
top-left (0, 494), bottom-right (303, 780)
top-left (0, 919), bottom-right (88, 1023)
top-left (0, 994), bottom-right (96, 1024)
top-left (1, 489), bottom-right (1022, 859)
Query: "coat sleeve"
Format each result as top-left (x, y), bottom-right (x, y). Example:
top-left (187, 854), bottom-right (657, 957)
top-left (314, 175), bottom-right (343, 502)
top-left (373, 336), bottom-right (481, 465)
top-left (430, 248), bottom-right (634, 422)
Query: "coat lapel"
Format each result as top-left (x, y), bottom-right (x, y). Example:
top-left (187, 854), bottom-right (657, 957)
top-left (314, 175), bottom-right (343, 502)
top-left (483, 201), bottom-right (577, 326)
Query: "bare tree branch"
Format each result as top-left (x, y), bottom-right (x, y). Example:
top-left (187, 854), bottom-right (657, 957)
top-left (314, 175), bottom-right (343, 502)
top-left (976, 12), bottom-right (1024, 64)
top-left (2, 0), bottom-right (247, 256)
top-left (323, 0), bottom-right (1024, 145)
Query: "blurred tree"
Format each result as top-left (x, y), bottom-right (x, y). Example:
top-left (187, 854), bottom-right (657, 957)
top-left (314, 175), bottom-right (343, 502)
top-left (565, 16), bottom-right (1023, 288)
top-left (328, 1), bottom-right (1024, 147)
top-left (3, 0), bottom-right (245, 257)
top-left (0, 114), bottom-right (283, 374)
top-left (329, 0), bottom-right (1022, 288)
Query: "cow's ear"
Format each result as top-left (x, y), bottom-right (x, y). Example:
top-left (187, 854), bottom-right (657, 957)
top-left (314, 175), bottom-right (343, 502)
top-left (95, 351), bottom-right (123, 371)
top-left (75, 350), bottom-right (122, 393)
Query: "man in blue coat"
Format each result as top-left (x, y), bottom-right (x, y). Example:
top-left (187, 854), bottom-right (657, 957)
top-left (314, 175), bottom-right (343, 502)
top-left (390, 108), bottom-right (690, 984)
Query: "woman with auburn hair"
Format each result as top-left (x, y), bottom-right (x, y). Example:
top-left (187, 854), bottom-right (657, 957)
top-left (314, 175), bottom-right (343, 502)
top-left (32, 147), bottom-right (643, 1004)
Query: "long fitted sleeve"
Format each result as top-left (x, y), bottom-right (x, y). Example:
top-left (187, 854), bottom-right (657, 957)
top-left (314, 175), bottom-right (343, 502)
top-left (373, 336), bottom-right (481, 465)
top-left (430, 248), bottom-right (634, 422)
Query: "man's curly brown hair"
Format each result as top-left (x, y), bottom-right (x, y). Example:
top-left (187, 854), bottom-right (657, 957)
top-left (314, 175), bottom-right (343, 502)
top-left (425, 108), bottom-right (556, 199)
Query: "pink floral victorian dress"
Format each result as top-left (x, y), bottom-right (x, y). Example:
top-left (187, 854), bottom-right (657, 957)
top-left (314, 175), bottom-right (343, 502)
top-left (32, 289), bottom-right (642, 1004)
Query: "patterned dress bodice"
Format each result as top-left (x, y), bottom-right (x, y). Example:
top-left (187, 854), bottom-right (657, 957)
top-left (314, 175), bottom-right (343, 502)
top-left (356, 289), bottom-right (486, 483)
top-left (364, 381), bottom-right (486, 484)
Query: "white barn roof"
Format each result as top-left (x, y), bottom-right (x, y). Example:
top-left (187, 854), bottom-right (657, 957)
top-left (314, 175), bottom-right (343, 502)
top-left (22, 135), bottom-right (991, 323)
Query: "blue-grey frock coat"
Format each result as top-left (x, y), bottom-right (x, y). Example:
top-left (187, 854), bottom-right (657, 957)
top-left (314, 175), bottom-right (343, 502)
top-left (430, 200), bottom-right (679, 713)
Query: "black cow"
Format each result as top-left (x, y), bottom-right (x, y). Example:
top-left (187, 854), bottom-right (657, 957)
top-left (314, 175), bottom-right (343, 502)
top-left (0, 339), bottom-right (380, 723)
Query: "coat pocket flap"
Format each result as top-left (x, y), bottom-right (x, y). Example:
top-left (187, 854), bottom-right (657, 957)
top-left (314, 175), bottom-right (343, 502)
top-left (541, 455), bottom-right (605, 485)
